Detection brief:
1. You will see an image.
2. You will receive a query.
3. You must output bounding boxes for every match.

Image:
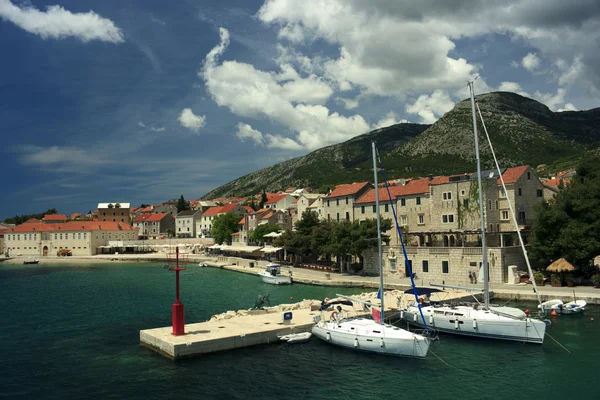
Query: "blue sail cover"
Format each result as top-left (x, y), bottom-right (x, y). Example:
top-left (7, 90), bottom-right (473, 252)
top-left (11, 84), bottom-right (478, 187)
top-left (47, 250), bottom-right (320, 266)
top-left (403, 288), bottom-right (444, 296)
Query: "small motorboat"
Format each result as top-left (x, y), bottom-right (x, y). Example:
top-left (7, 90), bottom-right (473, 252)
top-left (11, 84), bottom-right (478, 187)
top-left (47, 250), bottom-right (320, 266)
top-left (560, 300), bottom-right (587, 314)
top-left (539, 299), bottom-right (586, 314)
top-left (23, 258), bottom-right (40, 265)
top-left (279, 332), bottom-right (312, 344)
top-left (258, 264), bottom-right (292, 285)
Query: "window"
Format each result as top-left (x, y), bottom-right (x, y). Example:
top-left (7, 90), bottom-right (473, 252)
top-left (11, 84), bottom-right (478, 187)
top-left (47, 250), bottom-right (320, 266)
top-left (422, 260), bottom-right (429, 273)
top-left (406, 259), bottom-right (413, 274)
top-left (488, 200), bottom-right (492, 210)
top-left (416, 197), bottom-right (421, 205)
top-left (345, 212), bottom-right (350, 221)
top-left (418, 214), bottom-right (425, 225)
top-left (400, 215), bottom-right (407, 225)
top-left (336, 199), bottom-right (339, 206)
top-left (518, 211), bottom-right (526, 224)
top-left (384, 204), bottom-right (389, 213)
top-left (527, 172), bottom-right (531, 179)
top-left (59, 234), bottom-right (63, 240)
top-left (345, 197), bottom-right (348, 205)
top-left (442, 261), bottom-right (449, 274)
top-left (443, 192), bottom-right (452, 200)
top-left (489, 223), bottom-right (494, 232)
top-left (390, 259), bottom-right (397, 272)
top-left (463, 199), bottom-right (469, 208)
top-left (442, 215), bottom-right (454, 223)
top-left (400, 198), bottom-right (406, 206)
top-left (327, 200), bottom-right (330, 207)
top-left (501, 211), bottom-right (509, 220)
top-left (537, 189), bottom-right (543, 197)
top-left (460, 189), bottom-right (466, 196)
top-left (518, 188), bottom-right (522, 196)
top-left (84, 233), bottom-right (87, 239)
top-left (372, 205), bottom-right (376, 213)
top-left (495, 200), bottom-right (499, 210)
top-left (361, 206), bottom-right (365, 214)
top-left (336, 213), bottom-right (340, 222)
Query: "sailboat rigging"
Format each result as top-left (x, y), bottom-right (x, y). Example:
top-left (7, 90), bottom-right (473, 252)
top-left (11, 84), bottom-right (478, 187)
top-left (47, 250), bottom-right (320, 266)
top-left (311, 142), bottom-right (430, 358)
top-left (399, 80), bottom-right (547, 344)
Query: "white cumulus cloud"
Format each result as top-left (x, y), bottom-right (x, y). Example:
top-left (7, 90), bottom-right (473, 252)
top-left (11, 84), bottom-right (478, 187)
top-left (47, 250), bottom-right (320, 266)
top-left (521, 52), bottom-right (540, 72)
top-left (557, 103), bottom-right (577, 112)
top-left (0, 0), bottom-right (124, 43)
top-left (405, 90), bottom-right (455, 124)
top-left (236, 123), bottom-right (265, 146)
top-left (202, 27), bottom-right (370, 150)
top-left (373, 111), bottom-right (408, 129)
top-left (178, 108), bottom-right (206, 132)
top-left (498, 81), bottom-right (531, 97)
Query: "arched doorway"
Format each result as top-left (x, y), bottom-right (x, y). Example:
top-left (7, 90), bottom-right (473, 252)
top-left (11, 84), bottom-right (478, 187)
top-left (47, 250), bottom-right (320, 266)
top-left (443, 235), bottom-right (449, 247)
top-left (449, 235), bottom-right (456, 247)
top-left (43, 246), bottom-right (48, 256)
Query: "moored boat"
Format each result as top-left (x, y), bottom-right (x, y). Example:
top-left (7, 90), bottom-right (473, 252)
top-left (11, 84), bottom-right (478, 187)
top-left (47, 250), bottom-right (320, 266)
top-left (258, 264), bottom-right (292, 285)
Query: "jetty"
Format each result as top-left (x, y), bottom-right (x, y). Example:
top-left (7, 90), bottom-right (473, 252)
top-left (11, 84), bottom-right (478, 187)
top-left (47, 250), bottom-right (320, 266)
top-left (140, 289), bottom-right (474, 360)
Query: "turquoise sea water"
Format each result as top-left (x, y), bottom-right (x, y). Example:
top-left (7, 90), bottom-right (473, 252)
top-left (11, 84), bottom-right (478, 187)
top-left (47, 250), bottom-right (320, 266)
top-left (0, 263), bottom-right (598, 400)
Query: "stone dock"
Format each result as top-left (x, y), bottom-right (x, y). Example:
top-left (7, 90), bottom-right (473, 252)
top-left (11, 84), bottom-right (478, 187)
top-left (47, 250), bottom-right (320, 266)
top-left (140, 289), bottom-right (474, 360)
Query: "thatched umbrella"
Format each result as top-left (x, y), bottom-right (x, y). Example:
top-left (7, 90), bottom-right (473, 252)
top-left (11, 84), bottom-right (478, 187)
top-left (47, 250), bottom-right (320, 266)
top-left (546, 258), bottom-right (576, 285)
top-left (546, 258), bottom-right (576, 272)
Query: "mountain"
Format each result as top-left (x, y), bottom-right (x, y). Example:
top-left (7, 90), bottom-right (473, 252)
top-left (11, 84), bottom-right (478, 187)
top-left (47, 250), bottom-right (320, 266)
top-left (202, 123), bottom-right (428, 199)
top-left (203, 92), bottom-right (600, 199)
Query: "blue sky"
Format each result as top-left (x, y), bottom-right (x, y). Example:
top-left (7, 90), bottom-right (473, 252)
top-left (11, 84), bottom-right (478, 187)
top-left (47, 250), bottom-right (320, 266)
top-left (1, 0), bottom-right (599, 219)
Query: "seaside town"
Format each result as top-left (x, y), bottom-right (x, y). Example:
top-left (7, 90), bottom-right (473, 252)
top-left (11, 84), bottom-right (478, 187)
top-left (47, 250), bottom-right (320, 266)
top-left (0, 164), bottom-right (588, 287)
top-left (2, 0), bottom-right (599, 398)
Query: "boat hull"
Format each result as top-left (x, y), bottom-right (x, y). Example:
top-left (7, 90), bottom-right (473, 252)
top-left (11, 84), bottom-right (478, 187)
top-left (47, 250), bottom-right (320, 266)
top-left (401, 306), bottom-right (546, 344)
top-left (312, 320), bottom-right (429, 358)
top-left (259, 273), bottom-right (291, 285)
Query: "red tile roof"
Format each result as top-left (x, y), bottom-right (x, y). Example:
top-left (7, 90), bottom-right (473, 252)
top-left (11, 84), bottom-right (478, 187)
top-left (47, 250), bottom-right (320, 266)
top-left (44, 214), bottom-right (68, 221)
top-left (70, 213), bottom-right (81, 219)
top-left (243, 206), bottom-right (254, 213)
top-left (202, 206), bottom-right (224, 217)
top-left (261, 211), bottom-right (275, 219)
top-left (145, 213), bottom-right (169, 222)
top-left (140, 206), bottom-right (153, 213)
top-left (238, 217), bottom-right (245, 224)
top-left (133, 213), bottom-right (152, 223)
top-left (9, 221), bottom-right (137, 232)
top-left (327, 182), bottom-right (371, 198)
top-left (498, 166), bottom-right (528, 184)
top-left (544, 177), bottom-right (571, 187)
top-left (220, 203), bottom-right (240, 213)
top-left (24, 218), bottom-right (41, 223)
top-left (355, 179), bottom-right (430, 204)
top-left (265, 193), bottom-right (289, 204)
top-left (231, 232), bottom-right (240, 236)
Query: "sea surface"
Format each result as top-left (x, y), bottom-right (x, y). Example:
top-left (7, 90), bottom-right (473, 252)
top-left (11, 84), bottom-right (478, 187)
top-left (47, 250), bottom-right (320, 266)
top-left (0, 262), bottom-right (598, 400)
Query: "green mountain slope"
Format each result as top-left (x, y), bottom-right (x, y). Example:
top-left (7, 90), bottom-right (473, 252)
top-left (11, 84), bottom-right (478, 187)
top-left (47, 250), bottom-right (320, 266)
top-left (203, 92), bottom-right (600, 199)
top-left (202, 123), bottom-right (428, 199)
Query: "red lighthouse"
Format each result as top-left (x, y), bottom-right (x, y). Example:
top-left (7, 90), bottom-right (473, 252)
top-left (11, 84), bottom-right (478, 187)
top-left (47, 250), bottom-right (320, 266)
top-left (167, 246), bottom-right (187, 335)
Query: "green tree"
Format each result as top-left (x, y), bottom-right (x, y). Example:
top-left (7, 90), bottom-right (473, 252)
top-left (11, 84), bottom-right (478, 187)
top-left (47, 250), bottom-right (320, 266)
top-left (250, 223), bottom-right (280, 243)
top-left (176, 195), bottom-right (190, 213)
top-left (211, 212), bottom-right (240, 245)
top-left (530, 155), bottom-right (600, 271)
top-left (4, 208), bottom-right (58, 225)
top-left (317, 184), bottom-right (332, 194)
top-left (258, 190), bottom-right (268, 209)
top-left (296, 211), bottom-right (321, 235)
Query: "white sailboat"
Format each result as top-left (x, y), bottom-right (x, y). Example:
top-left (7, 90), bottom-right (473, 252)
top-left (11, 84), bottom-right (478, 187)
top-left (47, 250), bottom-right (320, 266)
top-left (400, 81), bottom-right (547, 344)
top-left (312, 142), bottom-right (430, 358)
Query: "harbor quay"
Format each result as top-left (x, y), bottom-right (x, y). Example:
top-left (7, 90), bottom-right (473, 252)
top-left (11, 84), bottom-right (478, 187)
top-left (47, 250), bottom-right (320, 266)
top-left (139, 289), bottom-right (475, 360)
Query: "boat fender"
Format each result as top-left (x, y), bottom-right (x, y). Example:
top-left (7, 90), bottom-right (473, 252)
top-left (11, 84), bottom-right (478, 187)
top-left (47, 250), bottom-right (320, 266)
top-left (400, 310), bottom-right (404, 319)
top-left (454, 320), bottom-right (459, 329)
top-left (354, 338), bottom-right (358, 348)
top-left (473, 319), bottom-right (477, 330)
top-left (326, 332), bottom-right (331, 341)
top-left (429, 315), bottom-right (433, 325)
top-left (330, 311), bottom-right (338, 321)
top-left (413, 313), bottom-right (418, 322)
top-left (380, 338), bottom-right (384, 348)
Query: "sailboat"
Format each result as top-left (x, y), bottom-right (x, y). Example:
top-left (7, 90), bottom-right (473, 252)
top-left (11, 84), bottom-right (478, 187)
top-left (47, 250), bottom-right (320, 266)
top-left (311, 142), bottom-right (431, 358)
top-left (400, 81), bottom-right (547, 344)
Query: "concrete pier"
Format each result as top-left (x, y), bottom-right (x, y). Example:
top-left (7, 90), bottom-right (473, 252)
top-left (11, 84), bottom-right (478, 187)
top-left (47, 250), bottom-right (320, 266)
top-left (140, 290), bottom-right (474, 360)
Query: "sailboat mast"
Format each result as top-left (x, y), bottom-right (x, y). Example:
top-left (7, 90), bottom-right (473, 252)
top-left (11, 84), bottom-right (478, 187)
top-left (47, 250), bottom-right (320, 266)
top-left (469, 81), bottom-right (490, 309)
top-left (372, 142), bottom-right (385, 322)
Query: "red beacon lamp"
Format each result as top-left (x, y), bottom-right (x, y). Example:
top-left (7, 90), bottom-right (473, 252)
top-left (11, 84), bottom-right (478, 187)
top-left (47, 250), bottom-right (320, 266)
top-left (166, 246), bottom-right (187, 335)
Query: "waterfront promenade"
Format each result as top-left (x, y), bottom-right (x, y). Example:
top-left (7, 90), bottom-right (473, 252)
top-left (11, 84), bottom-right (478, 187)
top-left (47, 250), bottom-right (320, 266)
top-left (4, 253), bottom-right (600, 304)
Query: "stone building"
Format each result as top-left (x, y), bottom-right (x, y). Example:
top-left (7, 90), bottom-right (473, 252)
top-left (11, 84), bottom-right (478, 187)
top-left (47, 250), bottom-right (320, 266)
top-left (323, 181), bottom-right (372, 222)
top-left (3, 221), bottom-right (138, 257)
top-left (175, 210), bottom-right (202, 238)
top-left (97, 203), bottom-right (131, 223)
